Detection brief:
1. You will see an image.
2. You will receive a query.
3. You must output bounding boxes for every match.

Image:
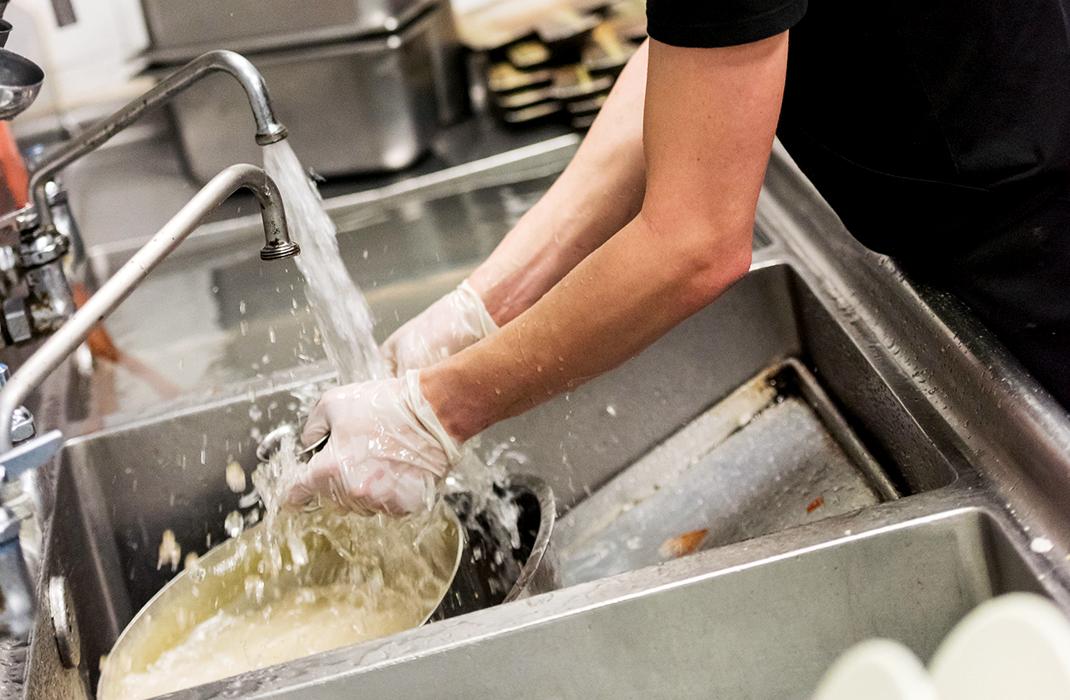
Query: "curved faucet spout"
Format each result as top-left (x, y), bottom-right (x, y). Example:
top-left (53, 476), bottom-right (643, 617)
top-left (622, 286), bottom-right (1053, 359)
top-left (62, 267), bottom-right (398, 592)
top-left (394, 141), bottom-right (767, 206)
top-left (242, 165), bottom-right (300, 261)
top-left (28, 50), bottom-right (288, 234)
top-left (0, 164), bottom-right (298, 452)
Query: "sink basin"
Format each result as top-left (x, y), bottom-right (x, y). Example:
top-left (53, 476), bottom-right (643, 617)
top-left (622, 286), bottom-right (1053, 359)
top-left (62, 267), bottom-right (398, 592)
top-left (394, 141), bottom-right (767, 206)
top-left (161, 506), bottom-right (1033, 700)
top-left (209, 507), bottom-right (1037, 700)
top-left (63, 160), bottom-right (566, 428)
top-left (15, 140), bottom-right (1070, 699)
top-left (36, 255), bottom-right (961, 696)
top-left (480, 262), bottom-right (956, 507)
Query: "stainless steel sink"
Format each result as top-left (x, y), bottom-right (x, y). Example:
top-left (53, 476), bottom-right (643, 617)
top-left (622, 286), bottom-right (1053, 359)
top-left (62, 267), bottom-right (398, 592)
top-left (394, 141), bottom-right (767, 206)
top-left (173, 506), bottom-right (1039, 700)
top-left (32, 260), bottom-right (913, 695)
top-left (14, 139), bottom-right (1070, 699)
top-left (37, 260), bottom-right (849, 677)
top-left (25, 256), bottom-right (1031, 698)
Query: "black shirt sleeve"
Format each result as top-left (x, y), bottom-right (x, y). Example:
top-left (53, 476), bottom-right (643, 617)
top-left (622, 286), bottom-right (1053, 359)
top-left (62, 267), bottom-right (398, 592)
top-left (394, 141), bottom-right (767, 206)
top-left (647, 0), bottom-right (807, 48)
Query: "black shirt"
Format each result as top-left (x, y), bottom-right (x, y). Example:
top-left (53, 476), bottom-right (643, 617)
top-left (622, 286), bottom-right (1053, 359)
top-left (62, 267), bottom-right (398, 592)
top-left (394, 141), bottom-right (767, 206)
top-left (646, 1), bottom-right (1070, 264)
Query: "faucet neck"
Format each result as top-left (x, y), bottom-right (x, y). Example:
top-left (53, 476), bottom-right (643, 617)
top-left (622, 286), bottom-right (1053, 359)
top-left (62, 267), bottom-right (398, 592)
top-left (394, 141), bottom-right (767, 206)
top-left (28, 50), bottom-right (287, 232)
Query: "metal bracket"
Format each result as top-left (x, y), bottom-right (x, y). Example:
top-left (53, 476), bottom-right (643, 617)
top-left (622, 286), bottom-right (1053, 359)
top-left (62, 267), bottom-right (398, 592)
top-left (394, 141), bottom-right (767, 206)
top-left (0, 430), bottom-right (62, 484)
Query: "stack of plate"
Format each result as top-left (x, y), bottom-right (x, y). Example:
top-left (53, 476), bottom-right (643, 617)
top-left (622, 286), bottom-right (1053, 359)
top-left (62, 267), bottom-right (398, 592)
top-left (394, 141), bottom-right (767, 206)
top-left (479, 0), bottom-right (645, 130)
top-left (812, 593), bottom-right (1070, 699)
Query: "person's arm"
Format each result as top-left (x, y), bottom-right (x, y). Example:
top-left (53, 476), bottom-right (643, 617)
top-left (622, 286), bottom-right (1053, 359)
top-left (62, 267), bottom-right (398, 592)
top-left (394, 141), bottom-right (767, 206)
top-left (422, 34), bottom-right (789, 440)
top-left (289, 33), bottom-right (791, 517)
top-left (382, 44), bottom-right (649, 374)
top-left (468, 42), bottom-right (649, 325)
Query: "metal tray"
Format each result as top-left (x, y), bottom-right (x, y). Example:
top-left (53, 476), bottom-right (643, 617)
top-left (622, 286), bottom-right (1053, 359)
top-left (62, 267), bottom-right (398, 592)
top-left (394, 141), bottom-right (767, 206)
top-left (555, 359), bottom-right (899, 586)
top-left (141, 0), bottom-right (438, 64)
top-left (157, 6), bottom-right (465, 182)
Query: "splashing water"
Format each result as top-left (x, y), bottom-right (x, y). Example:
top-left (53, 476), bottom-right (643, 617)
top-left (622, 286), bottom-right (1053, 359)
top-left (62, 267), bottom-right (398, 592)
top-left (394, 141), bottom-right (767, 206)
top-left (261, 140), bottom-right (518, 544)
top-left (263, 141), bottom-right (386, 383)
top-left (260, 142), bottom-right (523, 565)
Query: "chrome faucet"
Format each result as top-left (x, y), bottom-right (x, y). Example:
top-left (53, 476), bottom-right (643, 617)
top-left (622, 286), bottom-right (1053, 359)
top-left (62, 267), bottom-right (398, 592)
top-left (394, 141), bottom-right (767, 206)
top-left (0, 163), bottom-right (297, 639)
top-left (28, 50), bottom-right (287, 235)
top-left (0, 163), bottom-right (297, 450)
top-left (1, 50), bottom-right (289, 346)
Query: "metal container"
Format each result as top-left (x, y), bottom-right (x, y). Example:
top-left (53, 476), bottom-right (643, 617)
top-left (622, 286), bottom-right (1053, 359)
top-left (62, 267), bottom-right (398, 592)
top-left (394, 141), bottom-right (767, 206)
top-left (555, 360), bottom-right (898, 586)
top-left (97, 501), bottom-right (464, 699)
top-left (436, 473), bottom-right (557, 619)
top-left (157, 6), bottom-right (467, 182)
top-left (141, 0), bottom-right (436, 63)
top-left (96, 474), bottom-right (554, 698)
top-left (100, 505), bottom-right (464, 700)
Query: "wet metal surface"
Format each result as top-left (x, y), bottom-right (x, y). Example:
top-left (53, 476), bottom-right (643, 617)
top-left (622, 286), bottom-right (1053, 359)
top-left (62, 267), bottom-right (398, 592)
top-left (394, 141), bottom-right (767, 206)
top-left (556, 362), bottom-right (891, 586)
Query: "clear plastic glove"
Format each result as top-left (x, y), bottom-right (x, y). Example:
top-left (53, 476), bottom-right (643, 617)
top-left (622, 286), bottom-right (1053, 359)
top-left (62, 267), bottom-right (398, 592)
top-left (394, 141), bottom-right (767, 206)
top-left (382, 280), bottom-right (498, 375)
top-left (288, 370), bottom-right (462, 516)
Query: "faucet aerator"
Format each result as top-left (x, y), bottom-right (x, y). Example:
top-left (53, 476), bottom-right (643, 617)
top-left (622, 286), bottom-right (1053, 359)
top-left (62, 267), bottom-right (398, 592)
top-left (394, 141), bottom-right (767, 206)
top-left (256, 124), bottom-right (289, 146)
top-left (261, 241), bottom-right (300, 261)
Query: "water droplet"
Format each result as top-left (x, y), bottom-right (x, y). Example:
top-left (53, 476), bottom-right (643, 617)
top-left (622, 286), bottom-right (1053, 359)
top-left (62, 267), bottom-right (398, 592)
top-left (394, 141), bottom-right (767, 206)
top-left (224, 511), bottom-right (245, 539)
top-left (225, 461), bottom-right (247, 493)
top-left (157, 529), bottom-right (181, 572)
top-left (1031, 537), bottom-right (1054, 554)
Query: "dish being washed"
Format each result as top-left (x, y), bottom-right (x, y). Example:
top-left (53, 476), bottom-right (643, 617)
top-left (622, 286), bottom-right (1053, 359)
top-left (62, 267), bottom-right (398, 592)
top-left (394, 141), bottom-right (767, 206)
top-left (98, 502), bottom-right (464, 700)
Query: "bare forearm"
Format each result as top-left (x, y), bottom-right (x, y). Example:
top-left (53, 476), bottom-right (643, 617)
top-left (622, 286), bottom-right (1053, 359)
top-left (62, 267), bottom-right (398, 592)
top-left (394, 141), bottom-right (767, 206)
top-left (468, 43), bottom-right (649, 325)
top-left (426, 35), bottom-right (789, 442)
top-left (423, 210), bottom-right (750, 440)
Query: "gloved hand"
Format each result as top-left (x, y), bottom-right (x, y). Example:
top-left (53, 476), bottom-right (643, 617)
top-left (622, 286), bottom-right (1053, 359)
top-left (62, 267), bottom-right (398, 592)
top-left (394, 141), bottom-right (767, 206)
top-left (287, 370), bottom-right (462, 516)
top-left (382, 280), bottom-right (498, 374)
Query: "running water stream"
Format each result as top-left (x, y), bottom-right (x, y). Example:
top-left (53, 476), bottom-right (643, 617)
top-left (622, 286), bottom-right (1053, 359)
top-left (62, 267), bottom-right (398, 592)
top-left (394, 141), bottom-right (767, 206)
top-left (261, 140), bottom-right (517, 528)
top-left (263, 141), bottom-right (386, 384)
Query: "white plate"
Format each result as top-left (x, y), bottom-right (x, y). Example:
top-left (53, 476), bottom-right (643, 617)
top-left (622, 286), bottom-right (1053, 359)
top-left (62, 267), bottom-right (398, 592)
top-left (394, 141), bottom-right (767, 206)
top-left (930, 593), bottom-right (1070, 700)
top-left (813, 639), bottom-right (940, 700)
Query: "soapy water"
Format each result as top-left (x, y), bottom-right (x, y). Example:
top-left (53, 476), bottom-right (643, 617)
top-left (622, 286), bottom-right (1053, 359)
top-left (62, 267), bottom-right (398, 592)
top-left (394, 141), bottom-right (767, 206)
top-left (102, 582), bottom-right (420, 700)
top-left (101, 434), bottom-right (460, 700)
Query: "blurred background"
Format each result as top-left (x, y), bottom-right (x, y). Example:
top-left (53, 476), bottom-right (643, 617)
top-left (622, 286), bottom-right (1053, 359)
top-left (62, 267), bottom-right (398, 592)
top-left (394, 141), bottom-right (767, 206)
top-left (8, 0), bottom-right (645, 159)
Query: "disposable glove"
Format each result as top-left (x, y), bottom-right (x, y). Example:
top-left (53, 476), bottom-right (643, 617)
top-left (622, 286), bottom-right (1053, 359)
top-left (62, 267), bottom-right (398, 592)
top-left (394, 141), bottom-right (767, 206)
top-left (287, 370), bottom-right (462, 516)
top-left (382, 280), bottom-right (498, 374)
